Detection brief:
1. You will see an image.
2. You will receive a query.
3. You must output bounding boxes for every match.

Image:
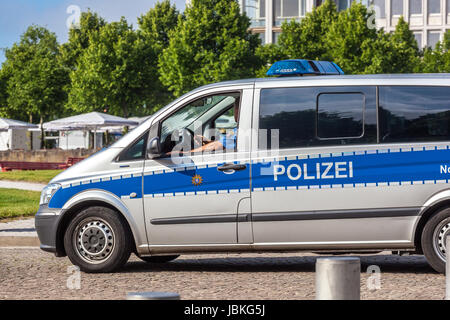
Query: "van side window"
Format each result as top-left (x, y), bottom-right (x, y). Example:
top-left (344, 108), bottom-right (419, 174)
top-left (317, 93), bottom-right (364, 139)
top-left (117, 132), bottom-right (149, 161)
top-left (379, 86), bottom-right (450, 143)
top-left (259, 86), bottom-right (376, 149)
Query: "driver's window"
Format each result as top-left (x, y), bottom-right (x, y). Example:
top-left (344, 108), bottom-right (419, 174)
top-left (160, 92), bottom-right (240, 156)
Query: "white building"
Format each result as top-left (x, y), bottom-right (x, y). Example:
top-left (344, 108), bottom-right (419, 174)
top-left (230, 0), bottom-right (450, 48)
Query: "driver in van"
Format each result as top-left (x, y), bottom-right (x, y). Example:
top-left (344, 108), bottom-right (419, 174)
top-left (173, 97), bottom-right (239, 155)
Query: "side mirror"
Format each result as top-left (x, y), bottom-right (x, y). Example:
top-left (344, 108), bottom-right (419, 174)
top-left (147, 136), bottom-right (161, 158)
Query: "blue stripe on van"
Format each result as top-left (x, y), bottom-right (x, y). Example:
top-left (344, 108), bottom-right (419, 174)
top-left (252, 147), bottom-right (450, 189)
top-left (47, 146), bottom-right (450, 209)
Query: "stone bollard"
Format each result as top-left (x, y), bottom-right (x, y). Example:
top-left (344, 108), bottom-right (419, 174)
top-left (316, 257), bottom-right (361, 300)
top-left (126, 292), bottom-right (180, 300)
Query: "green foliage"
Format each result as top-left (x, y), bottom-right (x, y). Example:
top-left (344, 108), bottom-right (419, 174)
top-left (325, 2), bottom-right (378, 74)
top-left (2, 1), bottom-right (450, 131)
top-left (420, 30), bottom-right (450, 72)
top-left (60, 11), bottom-right (107, 71)
top-left (255, 44), bottom-right (288, 77)
top-left (0, 66), bottom-right (9, 114)
top-left (362, 17), bottom-right (420, 74)
top-left (2, 26), bottom-right (68, 123)
top-left (138, 0), bottom-right (181, 112)
top-left (278, 0), bottom-right (338, 60)
top-left (138, 0), bottom-right (180, 55)
top-left (68, 18), bottom-right (155, 118)
top-left (159, 0), bottom-right (262, 96)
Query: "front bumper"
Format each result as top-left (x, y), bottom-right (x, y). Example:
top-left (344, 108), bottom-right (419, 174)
top-left (35, 205), bottom-right (63, 254)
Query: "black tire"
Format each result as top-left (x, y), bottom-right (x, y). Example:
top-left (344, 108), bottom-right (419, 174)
top-left (64, 206), bottom-right (132, 273)
top-left (139, 255), bottom-right (179, 263)
top-left (421, 207), bottom-right (450, 273)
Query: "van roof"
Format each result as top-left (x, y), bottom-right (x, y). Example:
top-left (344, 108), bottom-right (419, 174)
top-left (198, 73), bottom-right (450, 89)
top-left (191, 73), bottom-right (450, 91)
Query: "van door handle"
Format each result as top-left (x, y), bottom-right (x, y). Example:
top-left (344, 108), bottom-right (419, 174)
top-left (217, 163), bottom-right (247, 172)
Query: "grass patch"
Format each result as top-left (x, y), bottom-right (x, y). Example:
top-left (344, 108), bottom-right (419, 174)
top-left (0, 170), bottom-right (63, 184)
top-left (0, 188), bottom-right (40, 220)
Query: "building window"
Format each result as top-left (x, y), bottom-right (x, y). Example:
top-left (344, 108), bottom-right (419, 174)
top-left (428, 0), bottom-right (441, 13)
top-left (273, 32), bottom-right (282, 43)
top-left (257, 32), bottom-right (266, 44)
top-left (448, 0), bottom-right (450, 13)
top-left (336, 0), bottom-right (352, 11)
top-left (409, 0), bottom-right (422, 14)
top-left (391, 0), bottom-right (403, 15)
top-left (274, 0), bottom-right (304, 26)
top-left (372, 0), bottom-right (386, 18)
top-left (243, 0), bottom-right (266, 27)
top-left (427, 31), bottom-right (441, 48)
top-left (274, 0), bottom-right (303, 17)
top-left (413, 32), bottom-right (422, 48)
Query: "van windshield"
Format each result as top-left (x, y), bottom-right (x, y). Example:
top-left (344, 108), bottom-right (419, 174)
top-left (160, 95), bottom-right (227, 142)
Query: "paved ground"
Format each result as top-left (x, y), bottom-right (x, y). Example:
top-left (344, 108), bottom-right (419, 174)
top-left (0, 180), bottom-right (45, 192)
top-left (0, 218), bottom-right (36, 237)
top-left (0, 218), bottom-right (39, 247)
top-left (0, 248), bottom-right (445, 300)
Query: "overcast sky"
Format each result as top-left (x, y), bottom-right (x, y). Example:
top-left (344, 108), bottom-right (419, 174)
top-left (0, 0), bottom-right (186, 65)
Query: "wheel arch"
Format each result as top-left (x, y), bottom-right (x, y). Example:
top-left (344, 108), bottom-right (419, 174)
top-left (54, 190), bottom-right (143, 257)
top-left (414, 189), bottom-right (450, 253)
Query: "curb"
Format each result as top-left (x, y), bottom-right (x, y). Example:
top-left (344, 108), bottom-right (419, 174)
top-left (0, 236), bottom-right (40, 247)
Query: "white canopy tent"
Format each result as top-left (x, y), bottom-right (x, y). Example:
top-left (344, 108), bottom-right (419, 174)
top-left (0, 118), bottom-right (39, 150)
top-left (0, 118), bottom-right (39, 131)
top-left (43, 112), bottom-right (138, 149)
top-left (98, 116), bottom-right (151, 133)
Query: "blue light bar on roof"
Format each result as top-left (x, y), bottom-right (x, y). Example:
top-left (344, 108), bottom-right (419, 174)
top-left (266, 59), bottom-right (344, 77)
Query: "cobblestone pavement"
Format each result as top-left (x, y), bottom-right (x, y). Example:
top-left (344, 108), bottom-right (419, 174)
top-left (0, 248), bottom-right (445, 300)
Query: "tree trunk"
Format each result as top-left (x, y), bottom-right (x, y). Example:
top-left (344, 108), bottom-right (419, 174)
top-left (28, 114), bottom-right (33, 150)
top-left (40, 115), bottom-right (45, 149)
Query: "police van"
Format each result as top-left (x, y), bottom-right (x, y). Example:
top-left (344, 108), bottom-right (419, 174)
top-left (35, 59), bottom-right (450, 273)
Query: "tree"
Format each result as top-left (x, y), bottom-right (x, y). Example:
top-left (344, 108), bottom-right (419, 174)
top-left (2, 26), bottom-right (68, 146)
top-left (68, 18), bottom-right (155, 118)
top-left (325, 2), bottom-right (378, 74)
top-left (420, 30), bottom-right (450, 73)
top-left (60, 11), bottom-right (107, 72)
top-left (362, 17), bottom-right (420, 74)
top-left (158, 0), bottom-right (262, 97)
top-left (255, 43), bottom-right (288, 77)
top-left (278, 0), bottom-right (338, 60)
top-left (0, 66), bottom-right (8, 111)
top-left (138, 0), bottom-right (181, 111)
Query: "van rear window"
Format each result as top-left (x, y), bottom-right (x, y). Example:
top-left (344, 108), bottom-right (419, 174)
top-left (379, 86), bottom-right (450, 143)
top-left (258, 86), bottom-right (376, 149)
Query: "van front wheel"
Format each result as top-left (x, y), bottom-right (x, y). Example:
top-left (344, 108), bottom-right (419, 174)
top-left (64, 206), bottom-right (132, 273)
top-left (421, 207), bottom-right (450, 273)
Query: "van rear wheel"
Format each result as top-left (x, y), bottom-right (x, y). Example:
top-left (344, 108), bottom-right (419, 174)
top-left (139, 255), bottom-right (179, 263)
top-left (421, 207), bottom-right (450, 273)
top-left (64, 206), bottom-right (132, 273)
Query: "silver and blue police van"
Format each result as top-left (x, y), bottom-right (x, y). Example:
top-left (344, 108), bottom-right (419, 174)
top-left (35, 59), bottom-right (450, 273)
